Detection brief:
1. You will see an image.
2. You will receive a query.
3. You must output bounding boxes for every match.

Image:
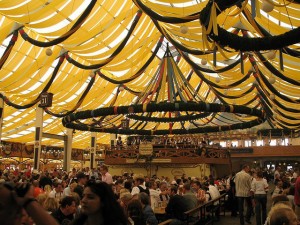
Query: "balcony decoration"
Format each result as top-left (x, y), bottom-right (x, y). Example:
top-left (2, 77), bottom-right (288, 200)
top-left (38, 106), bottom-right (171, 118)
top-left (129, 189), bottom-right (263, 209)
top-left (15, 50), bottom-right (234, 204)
top-left (63, 46), bottom-right (266, 135)
top-left (0, 142), bottom-right (12, 156)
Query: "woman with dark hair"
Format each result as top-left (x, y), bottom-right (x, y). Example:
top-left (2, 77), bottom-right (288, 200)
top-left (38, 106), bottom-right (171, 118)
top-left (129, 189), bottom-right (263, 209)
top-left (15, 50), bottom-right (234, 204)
top-left (71, 181), bottom-right (127, 225)
top-left (127, 199), bottom-right (146, 225)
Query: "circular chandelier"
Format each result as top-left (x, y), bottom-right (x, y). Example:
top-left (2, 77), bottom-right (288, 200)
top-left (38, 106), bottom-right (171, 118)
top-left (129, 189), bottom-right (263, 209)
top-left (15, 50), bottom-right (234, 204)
top-left (62, 101), bottom-right (266, 135)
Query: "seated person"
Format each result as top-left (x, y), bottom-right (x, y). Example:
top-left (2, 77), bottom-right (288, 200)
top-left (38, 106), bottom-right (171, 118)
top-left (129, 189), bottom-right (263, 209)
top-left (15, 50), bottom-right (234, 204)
top-left (138, 192), bottom-right (158, 225)
top-left (51, 196), bottom-right (77, 225)
top-left (268, 203), bottom-right (298, 225)
top-left (165, 185), bottom-right (189, 224)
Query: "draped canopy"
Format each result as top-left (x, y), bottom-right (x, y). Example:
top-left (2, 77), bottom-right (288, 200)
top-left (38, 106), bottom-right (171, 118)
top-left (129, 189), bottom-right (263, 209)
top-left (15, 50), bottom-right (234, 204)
top-left (0, 0), bottom-right (299, 149)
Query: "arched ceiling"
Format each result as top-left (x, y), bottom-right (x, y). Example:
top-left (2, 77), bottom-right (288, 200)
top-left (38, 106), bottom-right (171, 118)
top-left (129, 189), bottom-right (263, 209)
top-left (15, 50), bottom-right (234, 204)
top-left (0, 0), bottom-right (299, 149)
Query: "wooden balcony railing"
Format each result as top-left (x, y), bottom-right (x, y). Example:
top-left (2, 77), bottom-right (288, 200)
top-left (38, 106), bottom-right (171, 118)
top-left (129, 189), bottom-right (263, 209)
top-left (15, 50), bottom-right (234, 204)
top-left (104, 145), bottom-right (231, 165)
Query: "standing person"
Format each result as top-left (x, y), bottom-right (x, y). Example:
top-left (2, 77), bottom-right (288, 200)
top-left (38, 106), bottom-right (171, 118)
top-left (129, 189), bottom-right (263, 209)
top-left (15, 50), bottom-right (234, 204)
top-left (235, 164), bottom-right (252, 225)
top-left (274, 166), bottom-right (281, 183)
top-left (100, 165), bottom-right (113, 184)
top-left (251, 171), bottom-right (269, 225)
top-left (116, 136), bottom-right (123, 150)
top-left (131, 174), bottom-right (150, 196)
top-left (71, 181), bottom-right (128, 225)
top-left (227, 172), bottom-right (238, 217)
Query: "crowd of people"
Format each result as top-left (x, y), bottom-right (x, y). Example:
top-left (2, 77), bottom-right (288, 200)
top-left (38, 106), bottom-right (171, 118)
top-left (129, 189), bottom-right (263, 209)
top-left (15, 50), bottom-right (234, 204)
top-left (0, 165), bottom-right (300, 225)
top-left (114, 135), bottom-right (209, 151)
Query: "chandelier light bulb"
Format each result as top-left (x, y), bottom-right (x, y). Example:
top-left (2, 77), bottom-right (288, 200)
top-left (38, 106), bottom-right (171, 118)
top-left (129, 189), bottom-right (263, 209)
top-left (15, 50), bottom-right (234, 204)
top-left (201, 59), bottom-right (207, 65)
top-left (119, 85), bottom-right (125, 91)
top-left (215, 76), bottom-right (221, 83)
top-left (267, 50), bottom-right (276, 60)
top-left (262, 0), bottom-right (274, 13)
top-left (89, 71), bottom-right (95, 78)
top-left (45, 48), bottom-right (53, 56)
top-left (270, 93), bottom-right (275, 100)
top-left (269, 76), bottom-right (276, 84)
top-left (180, 25), bottom-right (188, 34)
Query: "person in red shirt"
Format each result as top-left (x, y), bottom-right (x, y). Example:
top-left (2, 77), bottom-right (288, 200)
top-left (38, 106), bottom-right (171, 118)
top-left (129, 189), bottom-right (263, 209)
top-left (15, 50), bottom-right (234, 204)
top-left (32, 180), bottom-right (44, 198)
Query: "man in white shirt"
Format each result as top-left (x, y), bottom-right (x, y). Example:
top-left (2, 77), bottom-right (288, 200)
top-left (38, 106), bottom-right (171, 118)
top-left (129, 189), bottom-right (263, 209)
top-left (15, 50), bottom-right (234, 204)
top-left (100, 165), bottom-right (113, 184)
top-left (235, 164), bottom-right (252, 225)
top-left (49, 181), bottom-right (63, 201)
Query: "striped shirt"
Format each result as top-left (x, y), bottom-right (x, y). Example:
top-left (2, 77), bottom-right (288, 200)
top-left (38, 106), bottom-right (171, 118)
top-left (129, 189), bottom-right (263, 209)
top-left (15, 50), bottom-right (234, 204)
top-left (234, 170), bottom-right (251, 197)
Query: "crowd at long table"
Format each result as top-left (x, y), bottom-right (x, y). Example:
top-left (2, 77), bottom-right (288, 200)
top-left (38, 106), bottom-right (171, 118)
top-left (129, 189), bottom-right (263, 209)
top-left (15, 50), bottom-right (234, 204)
top-left (0, 165), bottom-right (299, 225)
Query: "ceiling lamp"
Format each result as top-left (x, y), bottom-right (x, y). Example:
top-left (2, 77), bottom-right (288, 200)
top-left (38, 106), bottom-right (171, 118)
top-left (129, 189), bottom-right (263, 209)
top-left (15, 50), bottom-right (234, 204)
top-left (180, 25), bottom-right (188, 34)
top-left (45, 48), bottom-right (53, 56)
top-left (89, 71), bottom-right (95, 78)
top-left (266, 50), bottom-right (276, 60)
top-left (201, 59), bottom-right (207, 65)
top-left (62, 46), bottom-right (266, 135)
top-left (262, 0), bottom-right (274, 13)
top-left (269, 76), bottom-right (276, 84)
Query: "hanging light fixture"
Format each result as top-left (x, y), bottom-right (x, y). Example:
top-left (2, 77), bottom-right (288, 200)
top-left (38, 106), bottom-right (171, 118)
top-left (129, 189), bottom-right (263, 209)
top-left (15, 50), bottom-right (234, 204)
top-left (45, 48), bottom-right (53, 56)
top-left (89, 71), bottom-right (95, 78)
top-left (266, 50), bottom-right (276, 60)
top-left (262, 0), bottom-right (274, 13)
top-left (215, 76), bottom-right (221, 83)
top-left (201, 58), bottom-right (207, 65)
top-left (180, 25), bottom-right (188, 34)
top-left (269, 76), bottom-right (276, 84)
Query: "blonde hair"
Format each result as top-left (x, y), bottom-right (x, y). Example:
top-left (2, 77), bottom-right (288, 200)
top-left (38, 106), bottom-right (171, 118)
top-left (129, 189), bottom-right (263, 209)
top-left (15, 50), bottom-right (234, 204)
top-left (268, 203), bottom-right (295, 225)
top-left (44, 184), bottom-right (52, 194)
top-left (43, 197), bottom-right (59, 213)
top-left (36, 193), bottom-right (48, 206)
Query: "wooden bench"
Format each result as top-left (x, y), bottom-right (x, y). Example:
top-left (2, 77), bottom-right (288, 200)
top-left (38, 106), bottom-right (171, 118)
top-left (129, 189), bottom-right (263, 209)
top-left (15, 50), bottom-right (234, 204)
top-left (183, 193), bottom-right (227, 225)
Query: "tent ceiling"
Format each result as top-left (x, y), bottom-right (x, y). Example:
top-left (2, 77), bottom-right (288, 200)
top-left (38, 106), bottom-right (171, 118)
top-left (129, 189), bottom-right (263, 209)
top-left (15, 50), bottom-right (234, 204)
top-left (0, 0), bottom-right (299, 149)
